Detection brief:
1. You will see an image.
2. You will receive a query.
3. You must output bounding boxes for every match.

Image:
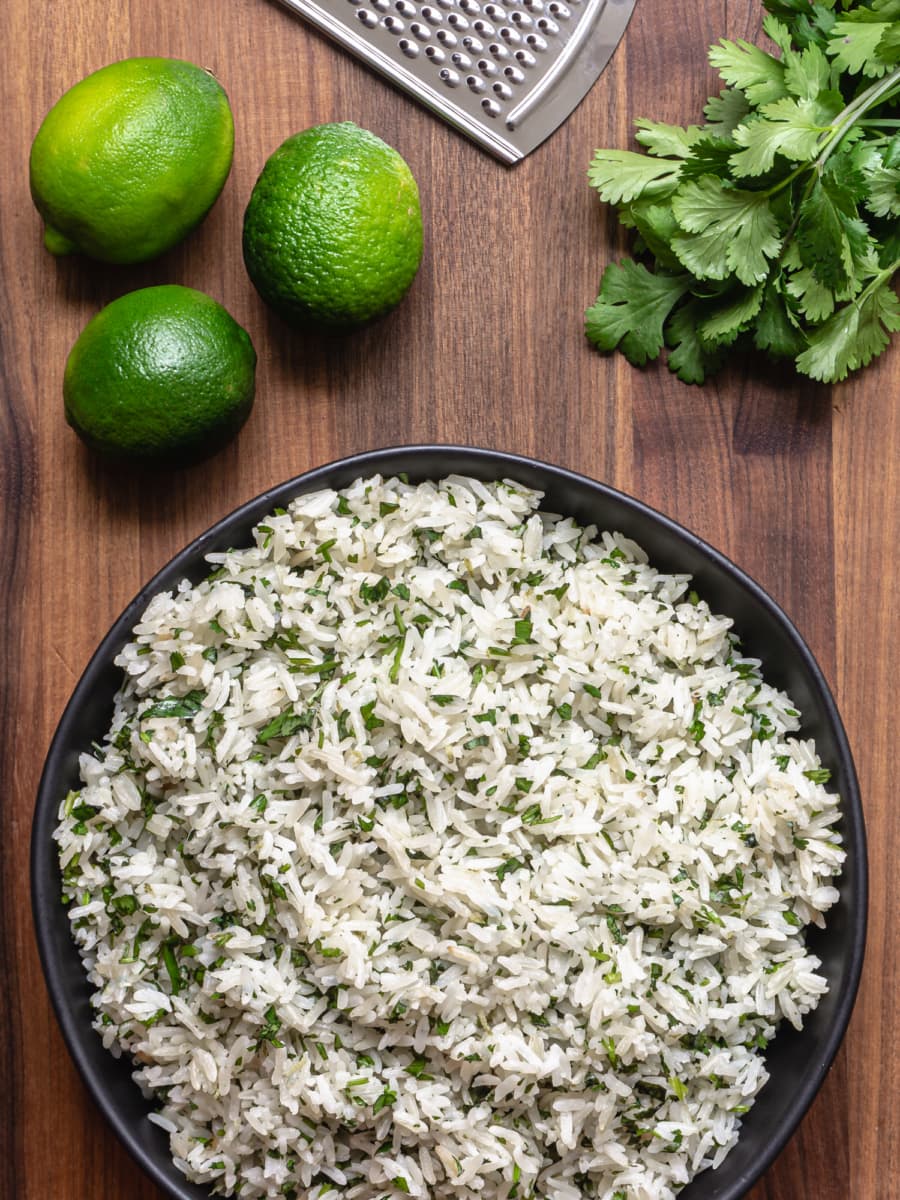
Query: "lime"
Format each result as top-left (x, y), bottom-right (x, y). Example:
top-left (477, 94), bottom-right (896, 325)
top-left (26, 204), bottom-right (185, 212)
top-left (64, 285), bottom-right (256, 465)
top-left (242, 122), bottom-right (423, 329)
top-left (30, 57), bottom-right (234, 264)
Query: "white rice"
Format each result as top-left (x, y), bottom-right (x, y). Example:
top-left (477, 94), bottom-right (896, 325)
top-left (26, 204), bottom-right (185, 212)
top-left (56, 474), bottom-right (844, 1200)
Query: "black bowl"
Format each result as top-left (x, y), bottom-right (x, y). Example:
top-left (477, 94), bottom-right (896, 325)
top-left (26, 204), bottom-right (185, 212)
top-left (32, 444), bottom-right (867, 1200)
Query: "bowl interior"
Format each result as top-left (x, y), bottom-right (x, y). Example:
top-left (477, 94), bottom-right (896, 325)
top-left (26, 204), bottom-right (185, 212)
top-left (31, 445), bottom-right (867, 1200)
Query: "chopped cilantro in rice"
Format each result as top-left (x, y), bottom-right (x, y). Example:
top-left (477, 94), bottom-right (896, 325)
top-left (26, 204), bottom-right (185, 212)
top-left (56, 475), bottom-right (843, 1200)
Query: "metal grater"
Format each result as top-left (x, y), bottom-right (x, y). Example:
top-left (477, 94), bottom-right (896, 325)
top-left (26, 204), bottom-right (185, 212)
top-left (273, 0), bottom-right (637, 162)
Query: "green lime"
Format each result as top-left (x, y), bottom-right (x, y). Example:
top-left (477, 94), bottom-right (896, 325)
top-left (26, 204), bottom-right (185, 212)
top-left (242, 122), bottom-right (423, 329)
top-left (64, 285), bottom-right (256, 465)
top-left (30, 57), bottom-right (234, 264)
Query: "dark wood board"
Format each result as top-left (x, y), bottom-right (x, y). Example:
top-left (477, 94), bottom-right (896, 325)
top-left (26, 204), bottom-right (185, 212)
top-left (1, 0), bottom-right (896, 1196)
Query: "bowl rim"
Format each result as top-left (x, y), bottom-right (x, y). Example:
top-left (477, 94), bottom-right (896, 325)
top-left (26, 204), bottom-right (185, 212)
top-left (31, 442), bottom-right (868, 1200)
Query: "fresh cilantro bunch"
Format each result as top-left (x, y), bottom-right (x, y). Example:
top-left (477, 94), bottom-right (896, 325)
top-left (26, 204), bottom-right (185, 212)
top-left (585, 0), bottom-right (900, 384)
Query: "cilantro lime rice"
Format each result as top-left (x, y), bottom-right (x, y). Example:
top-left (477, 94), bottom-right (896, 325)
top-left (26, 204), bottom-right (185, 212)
top-left (56, 474), bottom-right (843, 1199)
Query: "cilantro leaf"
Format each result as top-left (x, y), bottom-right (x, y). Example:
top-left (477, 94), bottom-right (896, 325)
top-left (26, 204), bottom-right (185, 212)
top-left (678, 137), bottom-right (740, 182)
top-left (634, 119), bottom-right (706, 159)
top-left (588, 149), bottom-right (681, 205)
top-left (708, 38), bottom-right (787, 105)
top-left (730, 95), bottom-right (840, 176)
top-left (796, 177), bottom-right (874, 290)
top-left (703, 88), bottom-right (751, 135)
top-left (496, 855), bottom-right (529, 882)
top-left (671, 178), bottom-right (782, 285)
top-left (796, 269), bottom-right (900, 381)
top-left (762, 0), bottom-right (838, 52)
top-left (829, 142), bottom-right (874, 208)
top-left (861, 136), bottom-right (900, 218)
top-left (827, 6), bottom-right (900, 77)
top-left (625, 199), bottom-right (683, 269)
top-left (585, 260), bottom-right (691, 365)
top-left (697, 285), bottom-right (765, 345)
top-left (762, 13), bottom-right (794, 54)
top-left (258, 709), bottom-right (315, 744)
top-left (782, 41), bottom-right (832, 100)
top-left (665, 302), bottom-right (727, 384)
top-left (140, 691), bottom-right (205, 720)
top-left (754, 277), bottom-right (807, 357)
top-left (783, 265), bottom-right (837, 322)
top-left (796, 181), bottom-right (854, 290)
top-left (762, 0), bottom-right (833, 20)
top-left (878, 21), bottom-right (900, 66)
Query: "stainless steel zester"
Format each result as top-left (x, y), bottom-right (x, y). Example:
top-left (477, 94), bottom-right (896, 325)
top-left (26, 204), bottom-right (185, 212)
top-left (273, 0), bottom-right (637, 162)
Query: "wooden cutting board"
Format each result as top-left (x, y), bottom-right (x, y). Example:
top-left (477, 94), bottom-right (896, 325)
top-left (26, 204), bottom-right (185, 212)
top-left (0, 0), bottom-right (896, 1196)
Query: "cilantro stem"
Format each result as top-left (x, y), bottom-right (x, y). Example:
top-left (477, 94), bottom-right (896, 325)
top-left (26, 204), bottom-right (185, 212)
top-left (816, 67), bottom-right (900, 172)
top-left (762, 161), bottom-right (807, 199)
top-left (850, 259), bottom-right (900, 311)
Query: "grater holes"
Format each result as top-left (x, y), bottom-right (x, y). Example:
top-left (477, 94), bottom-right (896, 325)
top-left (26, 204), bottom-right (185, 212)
top-left (349, 0), bottom-right (586, 116)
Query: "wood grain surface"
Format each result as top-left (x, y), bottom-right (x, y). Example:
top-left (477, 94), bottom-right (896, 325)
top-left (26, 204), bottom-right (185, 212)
top-left (1, 0), bottom-right (897, 1196)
